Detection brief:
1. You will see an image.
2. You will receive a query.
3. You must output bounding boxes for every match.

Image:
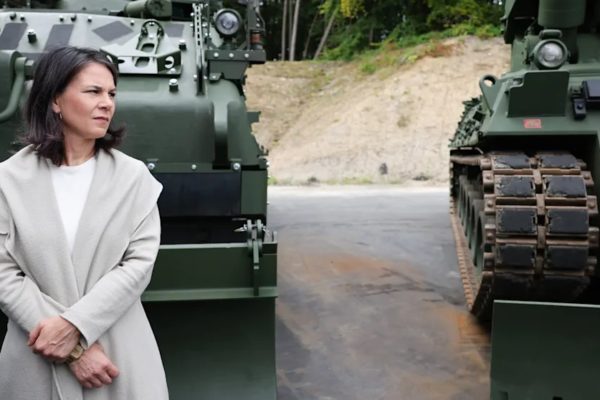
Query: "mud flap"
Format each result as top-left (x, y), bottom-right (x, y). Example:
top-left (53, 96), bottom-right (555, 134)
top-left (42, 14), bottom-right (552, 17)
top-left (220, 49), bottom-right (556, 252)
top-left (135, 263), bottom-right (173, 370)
top-left (142, 240), bottom-right (277, 400)
top-left (490, 300), bottom-right (600, 400)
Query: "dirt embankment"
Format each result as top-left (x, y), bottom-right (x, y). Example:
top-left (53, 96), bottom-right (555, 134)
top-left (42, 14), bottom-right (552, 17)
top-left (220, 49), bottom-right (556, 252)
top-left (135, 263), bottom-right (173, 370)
top-left (246, 36), bottom-right (510, 185)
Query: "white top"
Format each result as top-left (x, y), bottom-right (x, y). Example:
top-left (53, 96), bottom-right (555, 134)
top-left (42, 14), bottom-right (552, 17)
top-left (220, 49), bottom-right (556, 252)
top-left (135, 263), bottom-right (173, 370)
top-left (50, 156), bottom-right (96, 254)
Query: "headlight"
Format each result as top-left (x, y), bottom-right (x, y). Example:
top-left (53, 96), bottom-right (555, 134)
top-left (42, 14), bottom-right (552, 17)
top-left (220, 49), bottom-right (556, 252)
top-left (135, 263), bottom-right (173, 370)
top-left (532, 40), bottom-right (568, 69)
top-left (214, 9), bottom-right (242, 37)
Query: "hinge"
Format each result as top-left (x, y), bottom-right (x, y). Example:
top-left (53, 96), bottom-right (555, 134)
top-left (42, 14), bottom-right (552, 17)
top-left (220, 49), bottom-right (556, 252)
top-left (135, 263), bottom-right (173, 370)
top-left (238, 219), bottom-right (265, 296)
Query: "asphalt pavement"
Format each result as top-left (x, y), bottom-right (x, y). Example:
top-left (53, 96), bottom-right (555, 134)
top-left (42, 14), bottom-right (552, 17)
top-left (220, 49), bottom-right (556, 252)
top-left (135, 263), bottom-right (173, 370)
top-left (269, 186), bottom-right (490, 400)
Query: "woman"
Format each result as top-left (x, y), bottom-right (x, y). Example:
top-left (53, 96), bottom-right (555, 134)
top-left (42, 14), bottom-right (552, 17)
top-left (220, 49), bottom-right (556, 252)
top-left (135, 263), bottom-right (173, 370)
top-left (0, 47), bottom-right (168, 399)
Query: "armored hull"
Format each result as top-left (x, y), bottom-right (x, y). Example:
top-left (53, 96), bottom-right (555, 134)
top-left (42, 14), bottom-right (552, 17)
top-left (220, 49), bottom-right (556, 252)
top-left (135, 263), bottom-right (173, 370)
top-left (0, 1), bottom-right (277, 398)
top-left (449, 0), bottom-right (600, 320)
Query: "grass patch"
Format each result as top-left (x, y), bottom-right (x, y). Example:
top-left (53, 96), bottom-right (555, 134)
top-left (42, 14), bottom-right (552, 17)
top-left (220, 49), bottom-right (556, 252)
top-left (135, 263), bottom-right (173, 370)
top-left (323, 176), bottom-right (374, 185)
top-left (360, 62), bottom-right (377, 75)
top-left (330, 24), bottom-right (500, 75)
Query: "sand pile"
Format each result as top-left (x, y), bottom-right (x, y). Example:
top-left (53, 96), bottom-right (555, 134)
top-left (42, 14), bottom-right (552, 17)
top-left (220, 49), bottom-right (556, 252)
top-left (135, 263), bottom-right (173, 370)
top-left (246, 36), bottom-right (510, 185)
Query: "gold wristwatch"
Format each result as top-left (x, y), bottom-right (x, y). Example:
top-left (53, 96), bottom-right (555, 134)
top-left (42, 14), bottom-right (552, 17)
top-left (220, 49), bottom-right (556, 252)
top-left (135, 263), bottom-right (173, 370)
top-left (66, 343), bottom-right (84, 364)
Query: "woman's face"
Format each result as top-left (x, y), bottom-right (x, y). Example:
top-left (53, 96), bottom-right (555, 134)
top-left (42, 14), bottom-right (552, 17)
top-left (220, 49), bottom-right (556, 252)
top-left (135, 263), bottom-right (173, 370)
top-left (52, 62), bottom-right (116, 143)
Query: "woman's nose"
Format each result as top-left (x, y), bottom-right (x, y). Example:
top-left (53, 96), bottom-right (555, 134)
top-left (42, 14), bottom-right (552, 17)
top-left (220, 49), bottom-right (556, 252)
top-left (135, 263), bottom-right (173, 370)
top-left (98, 94), bottom-right (114, 110)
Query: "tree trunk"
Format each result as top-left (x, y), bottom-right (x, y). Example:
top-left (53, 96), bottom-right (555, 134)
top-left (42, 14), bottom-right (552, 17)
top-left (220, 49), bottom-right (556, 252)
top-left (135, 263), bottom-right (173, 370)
top-left (288, 0), bottom-right (294, 50)
top-left (280, 0), bottom-right (288, 60)
top-left (313, 8), bottom-right (338, 60)
top-left (289, 0), bottom-right (302, 60)
top-left (302, 6), bottom-right (320, 59)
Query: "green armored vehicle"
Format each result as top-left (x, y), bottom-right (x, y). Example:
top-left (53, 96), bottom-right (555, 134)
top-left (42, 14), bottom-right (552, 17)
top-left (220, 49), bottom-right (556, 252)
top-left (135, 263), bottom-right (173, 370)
top-left (450, 2), bottom-right (600, 398)
top-left (450, 0), bottom-right (600, 320)
top-left (0, 1), bottom-right (277, 398)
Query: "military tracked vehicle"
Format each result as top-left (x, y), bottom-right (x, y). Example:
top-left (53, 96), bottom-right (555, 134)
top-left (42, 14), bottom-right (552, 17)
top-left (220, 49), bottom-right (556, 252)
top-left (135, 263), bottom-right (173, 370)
top-left (449, 0), bottom-right (600, 321)
top-left (450, 2), bottom-right (600, 398)
top-left (0, 1), bottom-right (277, 398)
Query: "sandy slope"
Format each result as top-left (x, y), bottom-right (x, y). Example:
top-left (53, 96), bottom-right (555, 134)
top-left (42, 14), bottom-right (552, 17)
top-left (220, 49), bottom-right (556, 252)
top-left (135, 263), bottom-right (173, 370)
top-left (246, 36), bottom-right (510, 185)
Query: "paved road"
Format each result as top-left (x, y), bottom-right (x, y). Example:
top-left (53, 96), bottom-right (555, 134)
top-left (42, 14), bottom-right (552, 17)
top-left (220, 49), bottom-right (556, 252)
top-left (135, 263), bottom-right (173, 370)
top-left (268, 186), bottom-right (490, 400)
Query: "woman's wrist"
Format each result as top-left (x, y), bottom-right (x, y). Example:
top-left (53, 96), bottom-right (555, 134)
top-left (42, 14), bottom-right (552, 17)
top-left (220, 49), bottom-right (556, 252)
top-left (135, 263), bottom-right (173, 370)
top-left (59, 316), bottom-right (82, 340)
top-left (66, 343), bottom-right (85, 363)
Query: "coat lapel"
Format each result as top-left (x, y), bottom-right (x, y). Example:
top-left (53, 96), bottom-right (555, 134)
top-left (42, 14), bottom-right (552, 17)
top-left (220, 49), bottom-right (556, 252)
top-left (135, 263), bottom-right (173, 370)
top-left (70, 149), bottom-right (113, 292)
top-left (35, 157), bottom-right (81, 299)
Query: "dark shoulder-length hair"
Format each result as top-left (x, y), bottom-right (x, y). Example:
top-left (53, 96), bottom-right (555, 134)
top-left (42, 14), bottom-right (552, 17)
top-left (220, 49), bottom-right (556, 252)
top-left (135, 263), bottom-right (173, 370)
top-left (23, 46), bottom-right (125, 165)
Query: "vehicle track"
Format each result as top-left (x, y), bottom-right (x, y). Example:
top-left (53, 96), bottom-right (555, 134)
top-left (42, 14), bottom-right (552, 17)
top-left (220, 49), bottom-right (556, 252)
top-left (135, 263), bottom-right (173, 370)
top-left (450, 151), bottom-right (598, 319)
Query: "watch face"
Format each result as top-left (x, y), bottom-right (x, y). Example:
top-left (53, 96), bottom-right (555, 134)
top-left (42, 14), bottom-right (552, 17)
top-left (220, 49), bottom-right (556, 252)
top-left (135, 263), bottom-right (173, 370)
top-left (67, 344), bottom-right (84, 363)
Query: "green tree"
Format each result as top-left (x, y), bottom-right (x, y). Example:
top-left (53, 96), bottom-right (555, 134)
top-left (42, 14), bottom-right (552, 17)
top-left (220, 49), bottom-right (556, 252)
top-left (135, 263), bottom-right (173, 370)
top-left (261, 0), bottom-right (502, 60)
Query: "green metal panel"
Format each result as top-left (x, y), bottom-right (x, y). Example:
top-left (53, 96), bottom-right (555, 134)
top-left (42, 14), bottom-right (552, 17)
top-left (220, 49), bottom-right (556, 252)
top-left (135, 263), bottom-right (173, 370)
top-left (143, 242), bottom-right (277, 399)
top-left (241, 170), bottom-right (268, 215)
top-left (538, 0), bottom-right (586, 29)
top-left (491, 300), bottom-right (600, 400)
top-left (143, 242), bottom-right (277, 301)
top-left (144, 298), bottom-right (275, 400)
top-left (507, 71), bottom-right (569, 117)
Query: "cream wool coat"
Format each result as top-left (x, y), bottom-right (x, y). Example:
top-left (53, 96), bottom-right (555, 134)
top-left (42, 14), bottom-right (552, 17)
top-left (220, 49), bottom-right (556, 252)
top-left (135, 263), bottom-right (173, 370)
top-left (0, 146), bottom-right (169, 400)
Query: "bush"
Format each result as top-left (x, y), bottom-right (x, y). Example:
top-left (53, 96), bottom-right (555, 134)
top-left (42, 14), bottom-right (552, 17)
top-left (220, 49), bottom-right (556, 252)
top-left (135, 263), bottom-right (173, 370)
top-left (318, 0), bottom-right (502, 61)
top-left (426, 0), bottom-right (503, 31)
top-left (322, 24), bottom-right (368, 60)
top-left (360, 61), bottom-right (377, 74)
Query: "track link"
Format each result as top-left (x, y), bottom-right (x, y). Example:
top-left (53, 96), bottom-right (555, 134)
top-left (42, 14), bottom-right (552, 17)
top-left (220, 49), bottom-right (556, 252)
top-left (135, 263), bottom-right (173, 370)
top-left (450, 151), bottom-right (598, 320)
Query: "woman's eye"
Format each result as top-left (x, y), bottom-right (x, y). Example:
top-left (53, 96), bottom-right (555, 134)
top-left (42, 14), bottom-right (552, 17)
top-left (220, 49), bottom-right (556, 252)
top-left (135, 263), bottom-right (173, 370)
top-left (109, 92), bottom-right (116, 98)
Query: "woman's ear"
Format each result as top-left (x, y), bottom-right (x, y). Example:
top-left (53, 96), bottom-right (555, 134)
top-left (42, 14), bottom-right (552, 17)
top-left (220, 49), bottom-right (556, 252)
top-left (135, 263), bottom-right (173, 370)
top-left (51, 97), bottom-right (61, 114)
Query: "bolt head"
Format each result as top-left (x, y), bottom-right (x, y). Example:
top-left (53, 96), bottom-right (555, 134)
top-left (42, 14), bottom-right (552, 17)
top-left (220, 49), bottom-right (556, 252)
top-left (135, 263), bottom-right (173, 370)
top-left (147, 162), bottom-right (156, 170)
top-left (191, 164), bottom-right (197, 170)
top-left (27, 29), bottom-right (37, 43)
top-left (232, 163), bottom-right (241, 171)
top-left (169, 79), bottom-right (179, 92)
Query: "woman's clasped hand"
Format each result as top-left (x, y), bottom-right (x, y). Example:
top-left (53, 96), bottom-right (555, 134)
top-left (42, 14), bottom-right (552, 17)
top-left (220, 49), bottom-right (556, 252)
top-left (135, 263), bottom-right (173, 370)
top-left (28, 316), bottom-right (80, 362)
top-left (68, 343), bottom-right (120, 389)
top-left (27, 316), bottom-right (120, 388)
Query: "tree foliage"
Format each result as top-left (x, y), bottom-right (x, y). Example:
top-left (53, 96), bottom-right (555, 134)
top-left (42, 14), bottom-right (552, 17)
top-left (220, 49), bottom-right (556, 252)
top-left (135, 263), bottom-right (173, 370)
top-left (261, 0), bottom-right (503, 61)
top-left (339, 0), bottom-right (364, 18)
